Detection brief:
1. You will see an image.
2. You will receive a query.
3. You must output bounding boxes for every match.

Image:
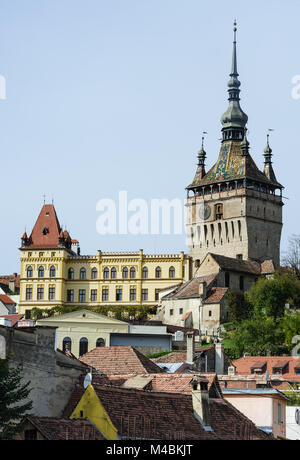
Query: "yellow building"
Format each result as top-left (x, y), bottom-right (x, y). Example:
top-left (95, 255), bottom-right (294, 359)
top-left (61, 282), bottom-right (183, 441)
top-left (19, 204), bottom-right (191, 316)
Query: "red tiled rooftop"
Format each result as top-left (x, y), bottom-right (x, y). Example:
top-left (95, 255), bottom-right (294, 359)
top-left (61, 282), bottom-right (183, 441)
top-left (233, 356), bottom-right (300, 382)
top-left (0, 314), bottom-right (23, 327)
top-left (63, 384), bottom-right (270, 440)
top-left (0, 295), bottom-right (16, 304)
top-left (24, 417), bottom-right (105, 440)
top-left (152, 346), bottom-right (215, 364)
top-left (78, 346), bottom-right (164, 375)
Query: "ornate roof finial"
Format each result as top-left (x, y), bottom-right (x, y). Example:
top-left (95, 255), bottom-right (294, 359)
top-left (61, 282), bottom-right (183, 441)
top-left (263, 130), bottom-right (278, 182)
top-left (197, 134), bottom-right (207, 166)
top-left (241, 128), bottom-right (250, 156)
top-left (221, 21), bottom-right (248, 137)
top-left (264, 131), bottom-right (273, 163)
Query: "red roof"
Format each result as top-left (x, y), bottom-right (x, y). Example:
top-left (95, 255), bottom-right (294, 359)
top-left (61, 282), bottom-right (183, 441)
top-left (23, 417), bottom-right (105, 440)
top-left (0, 295), bottom-right (16, 305)
top-left (62, 383), bottom-right (270, 440)
top-left (152, 346), bottom-right (215, 364)
top-left (233, 356), bottom-right (300, 382)
top-left (24, 204), bottom-right (64, 249)
top-left (78, 346), bottom-right (164, 375)
top-left (0, 314), bottom-right (23, 327)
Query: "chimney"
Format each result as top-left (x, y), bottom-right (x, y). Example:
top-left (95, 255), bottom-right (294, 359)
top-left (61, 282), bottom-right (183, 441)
top-left (186, 330), bottom-right (195, 363)
top-left (199, 281), bottom-right (207, 298)
top-left (215, 342), bottom-right (224, 375)
top-left (191, 377), bottom-right (212, 431)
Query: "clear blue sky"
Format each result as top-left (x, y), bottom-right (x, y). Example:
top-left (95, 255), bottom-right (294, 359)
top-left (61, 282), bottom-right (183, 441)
top-left (0, 0), bottom-right (299, 273)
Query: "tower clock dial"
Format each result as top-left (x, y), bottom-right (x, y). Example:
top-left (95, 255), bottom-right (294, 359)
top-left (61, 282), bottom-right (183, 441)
top-left (198, 203), bottom-right (211, 221)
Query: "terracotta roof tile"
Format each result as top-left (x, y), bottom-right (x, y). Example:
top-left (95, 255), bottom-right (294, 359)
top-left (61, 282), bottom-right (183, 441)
top-left (0, 295), bottom-right (16, 305)
top-left (162, 274), bottom-right (218, 300)
top-left (0, 314), bottom-right (23, 326)
top-left (78, 346), bottom-right (164, 375)
top-left (63, 383), bottom-right (270, 440)
top-left (152, 346), bottom-right (215, 364)
top-left (233, 356), bottom-right (300, 382)
top-left (25, 417), bottom-right (105, 440)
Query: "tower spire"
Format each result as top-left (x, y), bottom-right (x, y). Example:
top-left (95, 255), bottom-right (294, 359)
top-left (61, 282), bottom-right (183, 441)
top-left (221, 21), bottom-right (248, 141)
top-left (263, 132), bottom-right (277, 182)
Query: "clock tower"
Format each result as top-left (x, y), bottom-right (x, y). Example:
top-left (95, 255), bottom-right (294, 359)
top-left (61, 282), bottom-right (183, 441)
top-left (185, 23), bottom-right (284, 274)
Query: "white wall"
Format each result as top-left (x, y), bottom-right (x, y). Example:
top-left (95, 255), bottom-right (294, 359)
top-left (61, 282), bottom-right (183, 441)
top-left (286, 406), bottom-right (300, 440)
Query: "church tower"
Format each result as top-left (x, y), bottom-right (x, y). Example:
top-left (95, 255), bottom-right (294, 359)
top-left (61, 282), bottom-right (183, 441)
top-left (186, 23), bottom-right (284, 273)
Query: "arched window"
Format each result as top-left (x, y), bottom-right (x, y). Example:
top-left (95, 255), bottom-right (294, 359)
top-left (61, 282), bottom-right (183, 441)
top-left (142, 267), bottom-right (148, 279)
top-left (91, 268), bottom-right (98, 279)
top-left (38, 266), bottom-right (44, 278)
top-left (63, 337), bottom-right (72, 353)
top-left (130, 267), bottom-right (136, 279)
top-left (50, 266), bottom-right (56, 278)
top-left (80, 268), bottom-right (86, 280)
top-left (169, 267), bottom-right (175, 279)
top-left (225, 272), bottom-right (230, 288)
top-left (103, 267), bottom-right (109, 279)
top-left (96, 338), bottom-right (105, 347)
top-left (68, 268), bottom-right (74, 280)
top-left (155, 267), bottom-right (161, 279)
top-left (123, 267), bottom-right (128, 279)
top-left (79, 337), bottom-right (88, 357)
top-left (27, 266), bottom-right (33, 278)
top-left (111, 267), bottom-right (117, 279)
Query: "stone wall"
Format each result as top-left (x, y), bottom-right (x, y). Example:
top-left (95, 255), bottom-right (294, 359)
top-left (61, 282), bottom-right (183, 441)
top-left (0, 325), bottom-right (86, 417)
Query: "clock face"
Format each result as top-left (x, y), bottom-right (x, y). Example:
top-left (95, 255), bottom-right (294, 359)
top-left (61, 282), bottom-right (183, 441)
top-left (198, 203), bottom-right (211, 221)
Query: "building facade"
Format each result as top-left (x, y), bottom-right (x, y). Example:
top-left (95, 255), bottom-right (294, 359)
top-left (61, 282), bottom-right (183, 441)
top-left (19, 204), bottom-right (191, 316)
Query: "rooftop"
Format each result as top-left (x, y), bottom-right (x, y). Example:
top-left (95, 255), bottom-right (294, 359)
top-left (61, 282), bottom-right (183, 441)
top-left (78, 346), bottom-right (164, 375)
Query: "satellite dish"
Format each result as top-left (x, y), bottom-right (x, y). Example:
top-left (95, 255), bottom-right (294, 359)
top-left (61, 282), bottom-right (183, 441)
top-left (295, 409), bottom-right (300, 426)
top-left (83, 372), bottom-right (92, 389)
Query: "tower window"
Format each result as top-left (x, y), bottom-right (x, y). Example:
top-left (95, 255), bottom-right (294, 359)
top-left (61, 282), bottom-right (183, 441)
top-left (215, 203), bottom-right (223, 220)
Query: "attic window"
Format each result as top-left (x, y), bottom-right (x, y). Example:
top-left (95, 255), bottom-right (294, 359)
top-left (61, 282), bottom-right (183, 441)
top-left (46, 212), bottom-right (50, 216)
top-left (42, 227), bottom-right (49, 235)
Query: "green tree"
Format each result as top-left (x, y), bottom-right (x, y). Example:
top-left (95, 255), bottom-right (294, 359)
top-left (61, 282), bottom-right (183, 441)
top-left (280, 310), bottom-right (300, 350)
top-left (226, 290), bottom-right (252, 322)
top-left (246, 272), bottom-right (300, 321)
top-left (0, 358), bottom-right (33, 439)
top-left (223, 317), bottom-right (288, 360)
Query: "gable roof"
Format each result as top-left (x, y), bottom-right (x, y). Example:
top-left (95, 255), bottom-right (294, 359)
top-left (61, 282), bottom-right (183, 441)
top-left (24, 417), bottom-right (105, 440)
top-left (78, 346), bottom-right (164, 375)
top-left (0, 294), bottom-right (16, 305)
top-left (0, 314), bottom-right (23, 327)
top-left (63, 383), bottom-right (270, 440)
top-left (152, 346), bottom-right (215, 364)
top-left (208, 253), bottom-right (262, 275)
top-left (162, 274), bottom-right (218, 300)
